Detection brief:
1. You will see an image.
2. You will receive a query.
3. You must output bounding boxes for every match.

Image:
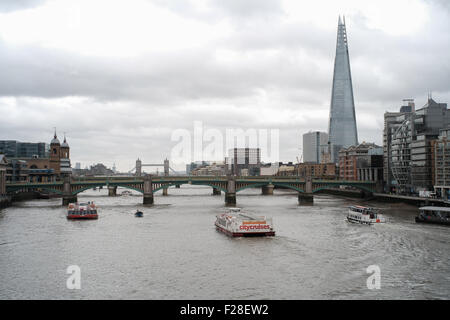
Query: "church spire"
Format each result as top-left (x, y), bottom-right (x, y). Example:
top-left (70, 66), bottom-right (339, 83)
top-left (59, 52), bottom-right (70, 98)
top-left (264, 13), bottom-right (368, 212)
top-left (61, 132), bottom-right (69, 148)
top-left (51, 127), bottom-right (60, 145)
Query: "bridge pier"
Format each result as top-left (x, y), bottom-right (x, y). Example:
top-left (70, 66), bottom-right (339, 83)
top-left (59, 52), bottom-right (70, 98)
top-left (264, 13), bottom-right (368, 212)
top-left (225, 176), bottom-right (236, 206)
top-left (262, 184), bottom-right (274, 195)
top-left (162, 187), bottom-right (168, 196)
top-left (212, 187), bottom-right (221, 195)
top-left (143, 175), bottom-right (154, 205)
top-left (298, 193), bottom-right (314, 205)
top-left (62, 177), bottom-right (77, 206)
top-left (376, 180), bottom-right (383, 193)
top-left (108, 186), bottom-right (117, 196)
top-left (63, 195), bottom-right (77, 206)
top-left (225, 192), bottom-right (236, 206)
top-left (143, 194), bottom-right (154, 204)
top-left (176, 184), bottom-right (181, 189)
top-left (360, 190), bottom-right (374, 200)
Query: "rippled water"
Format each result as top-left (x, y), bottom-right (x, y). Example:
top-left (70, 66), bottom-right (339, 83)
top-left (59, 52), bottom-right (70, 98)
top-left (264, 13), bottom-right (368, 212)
top-left (0, 186), bottom-right (449, 299)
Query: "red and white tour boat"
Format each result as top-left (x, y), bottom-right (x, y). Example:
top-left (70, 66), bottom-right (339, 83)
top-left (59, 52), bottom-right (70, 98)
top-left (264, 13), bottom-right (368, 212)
top-left (67, 202), bottom-right (98, 220)
top-left (215, 208), bottom-right (275, 237)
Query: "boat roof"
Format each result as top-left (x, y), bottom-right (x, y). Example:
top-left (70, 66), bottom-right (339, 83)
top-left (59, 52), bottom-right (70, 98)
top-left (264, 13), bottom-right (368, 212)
top-left (238, 213), bottom-right (266, 220)
top-left (349, 205), bottom-right (376, 210)
top-left (419, 206), bottom-right (450, 212)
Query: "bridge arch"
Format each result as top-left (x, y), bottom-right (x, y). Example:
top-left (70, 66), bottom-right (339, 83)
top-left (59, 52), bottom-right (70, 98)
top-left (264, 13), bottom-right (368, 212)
top-left (272, 182), bottom-right (305, 193)
top-left (312, 184), bottom-right (374, 194)
top-left (71, 183), bottom-right (106, 195)
top-left (72, 183), bottom-right (144, 195)
top-left (152, 182), bottom-right (227, 193)
top-left (236, 182), bottom-right (305, 193)
top-left (7, 186), bottom-right (64, 195)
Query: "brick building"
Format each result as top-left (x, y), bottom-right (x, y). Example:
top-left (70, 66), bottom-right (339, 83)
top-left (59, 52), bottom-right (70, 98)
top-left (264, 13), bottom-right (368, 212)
top-left (339, 142), bottom-right (383, 181)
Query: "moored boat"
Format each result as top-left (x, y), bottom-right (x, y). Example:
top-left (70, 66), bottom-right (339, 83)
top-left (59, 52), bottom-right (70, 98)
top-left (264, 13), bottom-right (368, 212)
top-left (415, 206), bottom-right (450, 225)
top-left (347, 205), bottom-right (386, 225)
top-left (215, 208), bottom-right (275, 237)
top-left (67, 202), bottom-right (98, 219)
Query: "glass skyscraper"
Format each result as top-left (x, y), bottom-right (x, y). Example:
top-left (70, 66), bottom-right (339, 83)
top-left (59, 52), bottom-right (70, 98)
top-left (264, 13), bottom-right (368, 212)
top-left (328, 16), bottom-right (358, 163)
top-left (0, 140), bottom-right (49, 158)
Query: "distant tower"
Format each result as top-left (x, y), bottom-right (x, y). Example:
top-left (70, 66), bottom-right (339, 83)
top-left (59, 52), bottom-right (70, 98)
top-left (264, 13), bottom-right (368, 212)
top-left (60, 133), bottom-right (71, 176)
top-left (136, 158), bottom-right (142, 177)
top-left (328, 16), bottom-right (358, 163)
top-left (49, 130), bottom-right (61, 175)
top-left (164, 158), bottom-right (169, 176)
top-left (60, 134), bottom-right (70, 159)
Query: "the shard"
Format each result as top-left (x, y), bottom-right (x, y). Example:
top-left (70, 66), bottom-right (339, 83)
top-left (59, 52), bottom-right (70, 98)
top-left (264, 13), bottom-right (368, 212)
top-left (328, 16), bottom-right (358, 163)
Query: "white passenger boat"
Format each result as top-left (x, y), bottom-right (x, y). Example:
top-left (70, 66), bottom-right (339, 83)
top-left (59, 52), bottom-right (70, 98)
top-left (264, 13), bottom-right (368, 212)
top-left (215, 208), bottom-right (275, 237)
top-left (347, 205), bottom-right (386, 225)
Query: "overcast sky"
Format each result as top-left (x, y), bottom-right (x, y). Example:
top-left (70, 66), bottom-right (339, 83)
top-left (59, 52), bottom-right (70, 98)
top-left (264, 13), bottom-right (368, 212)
top-left (0, 0), bottom-right (449, 172)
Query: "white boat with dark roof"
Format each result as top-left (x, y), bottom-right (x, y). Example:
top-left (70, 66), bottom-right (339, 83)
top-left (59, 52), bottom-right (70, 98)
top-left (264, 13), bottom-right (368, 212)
top-left (416, 206), bottom-right (450, 225)
top-left (347, 205), bottom-right (386, 225)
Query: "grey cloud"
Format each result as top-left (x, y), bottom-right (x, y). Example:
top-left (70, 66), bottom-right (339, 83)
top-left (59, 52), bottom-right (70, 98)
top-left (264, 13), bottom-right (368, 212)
top-left (0, 37), bottom-right (331, 106)
top-left (211, 0), bottom-right (283, 18)
top-left (1, 0), bottom-right (449, 170)
top-left (0, 0), bottom-right (46, 13)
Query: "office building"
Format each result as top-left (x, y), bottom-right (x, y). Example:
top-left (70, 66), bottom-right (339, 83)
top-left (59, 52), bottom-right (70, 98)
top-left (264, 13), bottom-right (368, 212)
top-left (432, 128), bottom-right (450, 199)
top-left (303, 131), bottom-right (328, 164)
top-left (338, 142), bottom-right (382, 181)
top-left (385, 97), bottom-right (450, 194)
top-left (226, 148), bottom-right (261, 176)
top-left (0, 141), bottom-right (49, 158)
top-left (296, 162), bottom-right (337, 179)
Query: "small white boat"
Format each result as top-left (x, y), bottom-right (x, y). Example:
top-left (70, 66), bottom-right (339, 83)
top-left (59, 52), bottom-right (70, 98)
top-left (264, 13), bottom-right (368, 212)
top-left (347, 205), bottom-right (386, 225)
top-left (215, 208), bottom-right (275, 237)
top-left (121, 190), bottom-right (132, 196)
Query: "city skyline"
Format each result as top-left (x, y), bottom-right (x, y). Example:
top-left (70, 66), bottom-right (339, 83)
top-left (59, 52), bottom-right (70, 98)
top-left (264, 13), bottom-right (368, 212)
top-left (0, 0), bottom-right (449, 171)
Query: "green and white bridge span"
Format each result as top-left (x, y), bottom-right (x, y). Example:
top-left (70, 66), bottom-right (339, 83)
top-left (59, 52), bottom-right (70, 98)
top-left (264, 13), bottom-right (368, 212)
top-left (5, 176), bottom-right (381, 205)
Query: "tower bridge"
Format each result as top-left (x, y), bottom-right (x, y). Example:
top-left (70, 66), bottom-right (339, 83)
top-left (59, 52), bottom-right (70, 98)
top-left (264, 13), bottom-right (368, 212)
top-left (127, 158), bottom-right (182, 196)
top-left (4, 175), bottom-right (380, 206)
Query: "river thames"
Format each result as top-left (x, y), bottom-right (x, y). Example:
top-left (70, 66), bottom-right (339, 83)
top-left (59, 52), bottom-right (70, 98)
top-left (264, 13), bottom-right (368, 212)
top-left (0, 186), bottom-right (449, 299)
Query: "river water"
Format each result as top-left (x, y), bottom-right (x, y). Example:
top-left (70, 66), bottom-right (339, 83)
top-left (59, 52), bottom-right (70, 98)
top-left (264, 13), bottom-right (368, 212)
top-left (0, 186), bottom-right (449, 300)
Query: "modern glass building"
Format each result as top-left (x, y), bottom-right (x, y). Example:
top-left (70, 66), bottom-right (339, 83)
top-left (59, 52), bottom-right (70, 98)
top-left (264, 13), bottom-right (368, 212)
top-left (385, 98), bottom-right (449, 194)
top-left (328, 16), bottom-right (358, 163)
top-left (303, 131), bottom-right (328, 164)
top-left (0, 141), bottom-right (49, 158)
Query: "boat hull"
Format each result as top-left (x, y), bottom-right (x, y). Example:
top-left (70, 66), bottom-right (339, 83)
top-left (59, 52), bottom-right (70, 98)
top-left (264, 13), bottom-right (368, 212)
top-left (347, 206), bottom-right (386, 225)
top-left (215, 224), bottom-right (275, 237)
top-left (415, 216), bottom-right (450, 226)
top-left (347, 216), bottom-right (372, 225)
top-left (67, 214), bottom-right (98, 220)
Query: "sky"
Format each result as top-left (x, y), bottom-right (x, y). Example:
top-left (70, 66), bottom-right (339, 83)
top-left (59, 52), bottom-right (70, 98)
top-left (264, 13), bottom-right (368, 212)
top-left (0, 0), bottom-right (449, 172)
